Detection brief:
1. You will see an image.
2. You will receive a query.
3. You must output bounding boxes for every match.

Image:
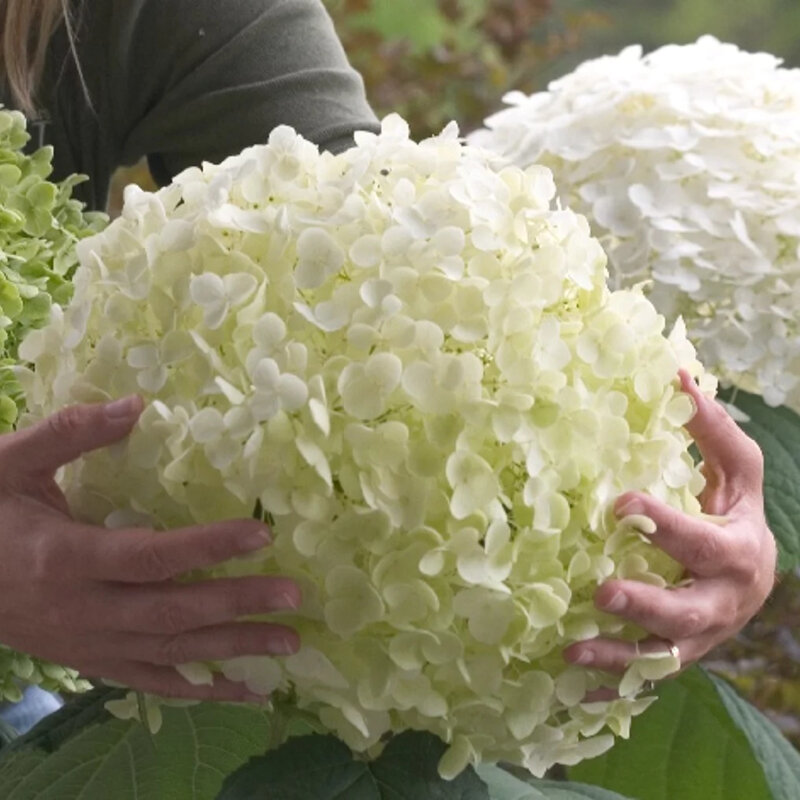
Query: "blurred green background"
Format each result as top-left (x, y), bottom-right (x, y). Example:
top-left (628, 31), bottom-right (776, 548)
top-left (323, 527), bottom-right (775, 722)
top-left (539, 0), bottom-right (800, 86)
top-left (109, 0), bottom-right (800, 747)
top-left (326, 0), bottom-right (800, 139)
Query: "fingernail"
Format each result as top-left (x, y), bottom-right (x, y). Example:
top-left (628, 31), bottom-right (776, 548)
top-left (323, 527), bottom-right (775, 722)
top-left (105, 395), bottom-right (141, 419)
top-left (616, 497), bottom-right (645, 517)
top-left (241, 527), bottom-right (272, 550)
top-left (600, 592), bottom-right (628, 613)
top-left (279, 590), bottom-right (301, 610)
top-left (572, 650), bottom-right (594, 665)
top-left (269, 635), bottom-right (299, 655)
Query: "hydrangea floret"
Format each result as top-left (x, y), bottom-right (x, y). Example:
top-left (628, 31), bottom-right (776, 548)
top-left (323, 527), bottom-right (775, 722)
top-left (19, 116), bottom-right (708, 776)
top-left (0, 106), bottom-right (106, 431)
top-left (471, 36), bottom-right (800, 411)
top-left (0, 107), bottom-right (102, 700)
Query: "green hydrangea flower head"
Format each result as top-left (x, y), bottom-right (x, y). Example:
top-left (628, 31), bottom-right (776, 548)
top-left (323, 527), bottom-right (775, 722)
top-left (0, 108), bottom-right (102, 702)
top-left (0, 106), bottom-right (106, 432)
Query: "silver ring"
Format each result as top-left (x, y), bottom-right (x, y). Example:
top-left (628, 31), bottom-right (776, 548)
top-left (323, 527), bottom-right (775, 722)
top-left (669, 643), bottom-right (681, 663)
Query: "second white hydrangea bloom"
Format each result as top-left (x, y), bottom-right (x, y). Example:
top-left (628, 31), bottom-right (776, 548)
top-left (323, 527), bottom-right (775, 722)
top-left (472, 36), bottom-right (800, 411)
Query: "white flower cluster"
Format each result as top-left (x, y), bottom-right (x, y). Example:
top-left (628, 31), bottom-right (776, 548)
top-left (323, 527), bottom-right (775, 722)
top-left (20, 116), bottom-right (706, 776)
top-left (471, 36), bottom-right (800, 410)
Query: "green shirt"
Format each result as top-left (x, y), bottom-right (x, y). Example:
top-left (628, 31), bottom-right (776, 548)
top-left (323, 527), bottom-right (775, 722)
top-left (22, 0), bottom-right (379, 210)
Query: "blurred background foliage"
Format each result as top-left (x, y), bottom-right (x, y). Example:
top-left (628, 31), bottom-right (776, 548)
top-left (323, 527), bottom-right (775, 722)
top-left (108, 0), bottom-right (800, 747)
top-left (537, 0), bottom-right (800, 86)
top-left (322, 0), bottom-right (600, 139)
top-left (707, 570), bottom-right (800, 749)
top-left (327, 0), bottom-right (800, 139)
top-left (111, 0), bottom-right (800, 207)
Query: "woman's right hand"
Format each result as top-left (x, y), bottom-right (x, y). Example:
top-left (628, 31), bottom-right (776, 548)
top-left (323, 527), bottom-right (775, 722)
top-left (0, 396), bottom-right (301, 701)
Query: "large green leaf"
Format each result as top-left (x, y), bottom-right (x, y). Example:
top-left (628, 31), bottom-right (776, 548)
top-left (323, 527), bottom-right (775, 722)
top-left (528, 785), bottom-right (632, 800)
top-left (710, 672), bottom-right (800, 799)
top-left (477, 764), bottom-right (632, 799)
top-left (217, 730), bottom-right (489, 799)
top-left (0, 688), bottom-right (272, 799)
top-left (568, 667), bottom-right (771, 800)
top-left (721, 388), bottom-right (800, 570)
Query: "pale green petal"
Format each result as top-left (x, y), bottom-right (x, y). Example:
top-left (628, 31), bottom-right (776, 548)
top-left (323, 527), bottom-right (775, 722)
top-left (221, 656), bottom-right (283, 694)
top-left (438, 736), bottom-right (475, 780)
top-left (189, 272), bottom-right (224, 305)
top-left (176, 662), bottom-right (214, 686)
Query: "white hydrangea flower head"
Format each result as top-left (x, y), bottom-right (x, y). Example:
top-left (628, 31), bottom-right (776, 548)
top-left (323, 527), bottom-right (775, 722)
top-left (471, 35), bottom-right (800, 411)
top-left (20, 116), bottom-right (709, 776)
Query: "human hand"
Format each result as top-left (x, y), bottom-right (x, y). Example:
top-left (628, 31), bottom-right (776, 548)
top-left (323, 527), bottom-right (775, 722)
top-left (564, 370), bottom-right (777, 675)
top-left (0, 396), bottom-right (301, 701)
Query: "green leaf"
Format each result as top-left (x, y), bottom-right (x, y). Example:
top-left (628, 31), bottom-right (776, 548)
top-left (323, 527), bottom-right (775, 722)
top-left (719, 388), bottom-right (800, 570)
top-left (217, 730), bottom-right (489, 799)
top-left (477, 764), bottom-right (632, 799)
top-left (0, 716), bottom-right (19, 747)
top-left (0, 688), bottom-right (273, 799)
top-left (568, 667), bottom-right (771, 800)
top-left (351, 0), bottom-right (451, 54)
top-left (710, 672), bottom-right (800, 800)
top-left (528, 784), bottom-right (632, 800)
top-left (0, 393), bottom-right (17, 431)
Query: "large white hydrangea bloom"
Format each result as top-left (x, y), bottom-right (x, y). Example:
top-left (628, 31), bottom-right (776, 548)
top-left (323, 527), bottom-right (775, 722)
top-left (20, 116), bottom-right (706, 776)
top-left (471, 36), bottom-right (800, 410)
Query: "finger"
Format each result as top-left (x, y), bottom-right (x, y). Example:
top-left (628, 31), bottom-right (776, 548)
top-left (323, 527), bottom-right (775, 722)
top-left (593, 578), bottom-right (730, 641)
top-left (614, 492), bottom-right (731, 576)
top-left (83, 519), bottom-right (276, 583)
top-left (564, 637), bottom-right (692, 674)
top-left (0, 396), bottom-right (143, 476)
top-left (109, 576), bottom-right (302, 635)
top-left (91, 662), bottom-right (271, 702)
top-left (678, 370), bottom-right (764, 487)
top-left (108, 622), bottom-right (300, 666)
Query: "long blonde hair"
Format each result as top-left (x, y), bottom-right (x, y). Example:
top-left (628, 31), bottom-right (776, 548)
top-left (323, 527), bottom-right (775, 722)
top-left (0, 0), bottom-right (81, 117)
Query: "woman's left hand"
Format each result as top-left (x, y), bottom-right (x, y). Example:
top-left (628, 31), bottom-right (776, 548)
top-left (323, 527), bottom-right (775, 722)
top-left (564, 370), bottom-right (777, 674)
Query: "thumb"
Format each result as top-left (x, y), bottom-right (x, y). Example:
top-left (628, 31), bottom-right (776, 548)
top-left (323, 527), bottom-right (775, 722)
top-left (0, 396), bottom-right (143, 476)
top-left (678, 369), bottom-right (764, 485)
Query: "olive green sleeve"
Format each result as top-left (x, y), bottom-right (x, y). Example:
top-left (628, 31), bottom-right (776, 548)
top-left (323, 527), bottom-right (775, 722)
top-left (105, 0), bottom-right (379, 184)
